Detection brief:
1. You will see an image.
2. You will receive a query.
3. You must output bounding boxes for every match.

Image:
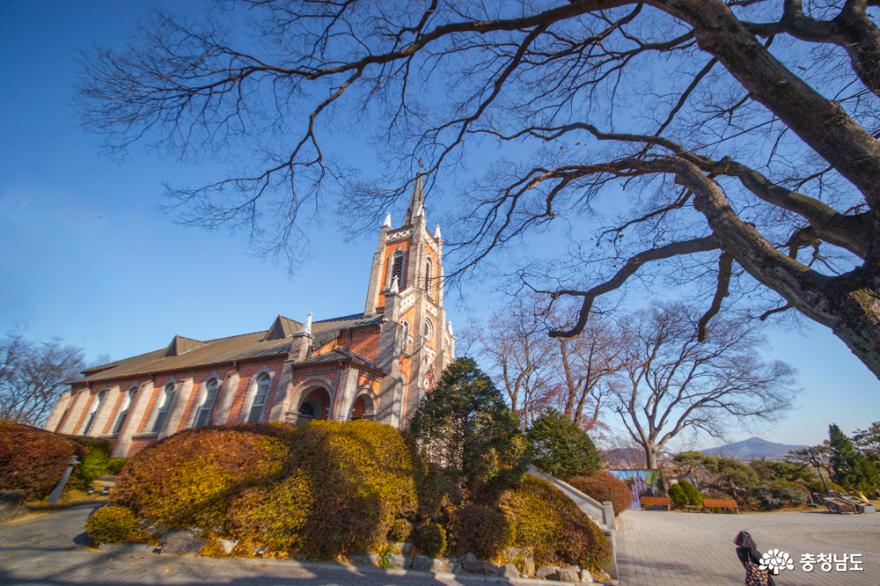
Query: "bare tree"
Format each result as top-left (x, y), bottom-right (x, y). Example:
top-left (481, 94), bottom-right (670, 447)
top-left (610, 304), bottom-right (795, 469)
top-left (79, 1), bottom-right (880, 377)
top-left (0, 335), bottom-right (86, 426)
top-left (463, 300), bottom-right (556, 428)
top-left (555, 315), bottom-right (623, 430)
top-left (466, 299), bottom-right (623, 429)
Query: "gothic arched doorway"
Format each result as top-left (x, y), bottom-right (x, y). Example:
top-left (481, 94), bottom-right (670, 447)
top-left (298, 387), bottom-right (330, 420)
top-left (350, 393), bottom-right (375, 420)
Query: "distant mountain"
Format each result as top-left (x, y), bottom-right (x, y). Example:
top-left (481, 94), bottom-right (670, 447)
top-left (700, 437), bottom-right (808, 461)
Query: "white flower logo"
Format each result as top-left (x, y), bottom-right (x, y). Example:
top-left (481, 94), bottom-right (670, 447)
top-left (760, 548), bottom-right (794, 574)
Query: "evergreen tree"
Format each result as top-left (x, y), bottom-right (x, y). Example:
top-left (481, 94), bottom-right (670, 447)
top-left (828, 424), bottom-right (880, 494)
top-left (527, 409), bottom-right (600, 479)
top-left (409, 357), bottom-right (529, 500)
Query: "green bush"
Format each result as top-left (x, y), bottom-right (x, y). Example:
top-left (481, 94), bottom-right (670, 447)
top-left (749, 481), bottom-right (809, 510)
top-left (527, 410), bottom-right (600, 479)
top-left (500, 476), bottom-right (610, 571)
top-left (105, 458), bottom-right (128, 475)
top-left (112, 428), bottom-right (289, 529)
top-left (387, 518), bottom-right (413, 543)
top-left (409, 358), bottom-right (529, 502)
top-left (0, 422), bottom-right (77, 499)
top-left (668, 483), bottom-right (687, 508)
top-left (71, 437), bottom-right (111, 490)
top-left (413, 522), bottom-right (447, 558)
top-left (449, 504), bottom-right (513, 561)
top-left (86, 505), bottom-right (137, 544)
top-left (568, 470), bottom-right (632, 516)
top-left (678, 480), bottom-right (703, 506)
top-left (228, 470), bottom-right (313, 552)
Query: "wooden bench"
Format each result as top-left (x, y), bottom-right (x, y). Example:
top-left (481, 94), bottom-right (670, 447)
top-left (702, 498), bottom-right (738, 513)
top-left (639, 496), bottom-right (671, 510)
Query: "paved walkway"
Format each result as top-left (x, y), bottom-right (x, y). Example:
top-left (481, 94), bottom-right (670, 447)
top-left (616, 509), bottom-right (879, 585)
top-left (0, 505), bottom-right (558, 586)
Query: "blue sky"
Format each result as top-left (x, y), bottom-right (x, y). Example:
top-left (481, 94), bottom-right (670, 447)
top-left (1, 1), bottom-right (875, 448)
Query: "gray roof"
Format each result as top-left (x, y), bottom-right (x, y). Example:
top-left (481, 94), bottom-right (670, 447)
top-left (74, 312), bottom-right (383, 384)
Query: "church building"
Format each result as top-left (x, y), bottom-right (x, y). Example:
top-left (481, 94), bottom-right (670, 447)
top-left (43, 176), bottom-right (455, 457)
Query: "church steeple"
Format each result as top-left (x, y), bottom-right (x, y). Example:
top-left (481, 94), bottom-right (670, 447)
top-left (403, 171), bottom-right (425, 226)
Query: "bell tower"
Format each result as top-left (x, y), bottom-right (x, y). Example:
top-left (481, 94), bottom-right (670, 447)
top-left (366, 172), bottom-right (454, 426)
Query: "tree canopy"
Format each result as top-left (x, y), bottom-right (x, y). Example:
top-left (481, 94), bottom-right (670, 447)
top-left (80, 1), bottom-right (880, 377)
top-left (408, 357), bottom-right (529, 500)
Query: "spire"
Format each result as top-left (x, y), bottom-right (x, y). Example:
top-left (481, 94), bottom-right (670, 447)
top-left (296, 312), bottom-right (313, 335)
top-left (383, 212), bottom-right (392, 228)
top-left (434, 224), bottom-right (442, 240)
top-left (389, 274), bottom-right (400, 294)
top-left (404, 163), bottom-right (425, 225)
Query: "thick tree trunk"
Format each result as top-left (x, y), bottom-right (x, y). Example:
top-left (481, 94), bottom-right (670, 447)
top-left (672, 160), bottom-right (880, 380)
top-left (644, 444), bottom-right (659, 470)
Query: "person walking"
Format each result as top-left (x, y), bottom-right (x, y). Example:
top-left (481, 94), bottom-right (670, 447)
top-left (734, 531), bottom-right (775, 586)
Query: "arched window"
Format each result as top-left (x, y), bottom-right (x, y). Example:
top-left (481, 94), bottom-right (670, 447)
top-left (423, 318), bottom-right (434, 339)
top-left (193, 378), bottom-right (220, 428)
top-left (424, 260), bottom-right (433, 292)
top-left (151, 383), bottom-right (176, 433)
top-left (82, 390), bottom-right (107, 435)
top-left (247, 373), bottom-right (271, 423)
top-left (111, 386), bottom-right (138, 435)
top-left (389, 250), bottom-right (406, 289)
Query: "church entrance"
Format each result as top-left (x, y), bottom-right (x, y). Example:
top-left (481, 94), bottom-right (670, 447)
top-left (350, 394), bottom-right (375, 420)
top-left (298, 387), bottom-right (330, 420)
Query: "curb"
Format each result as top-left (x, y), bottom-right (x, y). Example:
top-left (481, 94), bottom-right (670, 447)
top-left (95, 548), bottom-right (596, 585)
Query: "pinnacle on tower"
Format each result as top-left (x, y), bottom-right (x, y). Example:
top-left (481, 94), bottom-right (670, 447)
top-left (434, 224), bottom-right (442, 240)
top-left (389, 275), bottom-right (400, 294)
top-left (297, 312), bottom-right (313, 335)
top-left (383, 212), bottom-right (392, 228)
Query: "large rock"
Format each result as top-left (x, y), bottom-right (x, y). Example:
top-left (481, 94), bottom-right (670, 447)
top-left (162, 530), bottom-right (205, 554)
top-left (536, 566), bottom-right (561, 580)
top-left (0, 491), bottom-right (26, 523)
top-left (218, 539), bottom-right (238, 555)
top-left (410, 554), bottom-right (434, 571)
top-left (499, 564), bottom-right (521, 579)
top-left (521, 557), bottom-right (536, 577)
top-left (557, 566), bottom-right (580, 583)
top-left (349, 554), bottom-right (380, 566)
top-left (387, 554), bottom-right (408, 569)
top-left (579, 568), bottom-right (595, 583)
top-left (431, 558), bottom-right (454, 573)
top-left (461, 559), bottom-right (491, 574)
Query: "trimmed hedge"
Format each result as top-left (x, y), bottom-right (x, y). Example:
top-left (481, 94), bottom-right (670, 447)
top-left (112, 428), bottom-right (289, 529)
top-left (0, 422), bottom-right (77, 499)
top-left (112, 421), bottom-right (417, 558)
top-left (288, 420), bottom-right (418, 557)
top-left (86, 505), bottom-right (137, 544)
top-left (500, 476), bottom-right (610, 571)
top-left (413, 521), bottom-right (447, 558)
top-left (228, 470), bottom-right (313, 551)
top-left (449, 503), bottom-right (513, 561)
top-left (568, 470), bottom-right (632, 516)
top-left (387, 518), bottom-right (412, 543)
